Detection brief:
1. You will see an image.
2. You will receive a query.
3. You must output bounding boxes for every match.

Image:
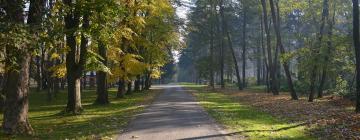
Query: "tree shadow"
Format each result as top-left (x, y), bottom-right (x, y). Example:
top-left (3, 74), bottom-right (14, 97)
top-left (178, 123), bottom-right (308, 140)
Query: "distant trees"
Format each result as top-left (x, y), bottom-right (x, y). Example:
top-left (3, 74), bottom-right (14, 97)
top-left (179, 0), bottom-right (360, 112)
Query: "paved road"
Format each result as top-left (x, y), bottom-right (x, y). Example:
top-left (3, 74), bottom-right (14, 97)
top-left (117, 85), bottom-right (233, 140)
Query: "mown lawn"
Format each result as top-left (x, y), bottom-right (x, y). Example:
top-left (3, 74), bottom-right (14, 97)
top-left (0, 88), bottom-right (159, 140)
top-left (184, 85), bottom-right (314, 140)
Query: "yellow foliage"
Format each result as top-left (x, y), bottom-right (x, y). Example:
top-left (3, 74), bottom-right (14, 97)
top-left (49, 63), bottom-right (67, 78)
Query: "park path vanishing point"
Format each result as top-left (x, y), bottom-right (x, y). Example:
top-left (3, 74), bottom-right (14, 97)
top-left (117, 85), bottom-right (236, 140)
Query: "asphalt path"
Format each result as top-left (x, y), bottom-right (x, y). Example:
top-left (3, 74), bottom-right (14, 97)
top-left (117, 85), bottom-right (234, 140)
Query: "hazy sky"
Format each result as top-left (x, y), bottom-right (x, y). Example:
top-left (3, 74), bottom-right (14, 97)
top-left (176, 0), bottom-right (192, 20)
top-left (174, 0), bottom-right (193, 62)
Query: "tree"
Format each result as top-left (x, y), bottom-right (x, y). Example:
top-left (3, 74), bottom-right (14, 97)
top-left (261, 0), bottom-right (279, 95)
top-left (352, 0), bottom-right (360, 113)
top-left (309, 0), bottom-right (329, 101)
top-left (95, 43), bottom-right (109, 104)
top-left (63, 0), bottom-right (89, 113)
top-left (0, 0), bottom-right (47, 134)
top-left (219, 0), bottom-right (243, 90)
top-left (269, 0), bottom-right (298, 100)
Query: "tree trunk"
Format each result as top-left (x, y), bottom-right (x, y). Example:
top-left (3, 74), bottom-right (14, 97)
top-left (269, 0), bottom-right (298, 100)
top-left (219, 1), bottom-right (242, 90)
top-left (216, 4), bottom-right (225, 89)
top-left (95, 43), bottom-right (109, 105)
top-left (352, 0), bottom-right (360, 113)
top-left (145, 73), bottom-right (151, 90)
top-left (126, 81), bottom-right (132, 95)
top-left (117, 79), bottom-right (126, 98)
top-left (64, 3), bottom-right (88, 113)
top-left (209, 2), bottom-right (215, 90)
top-left (1, 0), bottom-right (48, 134)
top-left (140, 76), bottom-right (144, 90)
top-left (134, 75), bottom-right (141, 92)
top-left (242, 8), bottom-right (247, 87)
top-left (3, 53), bottom-right (33, 135)
top-left (82, 73), bottom-right (86, 90)
top-left (261, 0), bottom-right (278, 95)
top-left (35, 56), bottom-right (43, 91)
top-left (309, 0), bottom-right (329, 101)
top-left (0, 73), bottom-right (6, 111)
top-left (318, 0), bottom-right (334, 98)
top-left (89, 71), bottom-right (95, 89)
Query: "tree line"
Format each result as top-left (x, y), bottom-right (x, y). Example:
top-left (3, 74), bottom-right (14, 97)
top-left (0, 0), bottom-right (180, 135)
top-left (178, 0), bottom-right (360, 113)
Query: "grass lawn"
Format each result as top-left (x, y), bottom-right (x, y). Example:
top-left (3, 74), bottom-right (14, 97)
top-left (0, 88), bottom-right (160, 140)
top-left (184, 85), bottom-right (314, 140)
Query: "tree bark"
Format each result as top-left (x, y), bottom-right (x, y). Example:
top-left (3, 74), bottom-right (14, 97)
top-left (145, 73), bottom-right (151, 90)
top-left (216, 2), bottom-right (225, 89)
top-left (64, 1), bottom-right (88, 113)
top-left (261, 0), bottom-right (278, 95)
top-left (260, 10), bottom-right (270, 91)
top-left (141, 76), bottom-right (145, 91)
top-left (269, 0), bottom-right (298, 100)
top-left (318, 0), bottom-right (334, 98)
top-left (117, 79), bottom-right (126, 98)
top-left (1, 0), bottom-right (48, 134)
top-left (89, 71), bottom-right (95, 89)
top-left (3, 53), bottom-right (33, 135)
top-left (0, 73), bottom-right (6, 111)
top-left (242, 8), bottom-right (247, 87)
top-left (95, 43), bottom-right (109, 104)
top-left (126, 81), bottom-right (132, 95)
top-left (134, 75), bottom-right (141, 92)
top-left (209, 2), bottom-right (215, 90)
top-left (352, 0), bottom-right (360, 113)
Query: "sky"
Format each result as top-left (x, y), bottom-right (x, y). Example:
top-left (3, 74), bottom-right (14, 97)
top-left (174, 0), bottom-right (193, 62)
top-left (176, 0), bottom-right (192, 20)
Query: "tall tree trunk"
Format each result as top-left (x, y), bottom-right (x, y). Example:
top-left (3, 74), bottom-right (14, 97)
top-left (309, 0), bottom-right (329, 101)
top-left (209, 2), bottom-right (215, 90)
top-left (219, 1), bottom-right (242, 90)
top-left (318, 0), bottom-right (334, 98)
top-left (64, 2), bottom-right (88, 113)
top-left (216, 4), bottom-right (225, 89)
top-left (261, 0), bottom-right (278, 95)
top-left (242, 8), bottom-right (247, 87)
top-left (1, 0), bottom-right (47, 134)
top-left (269, 0), bottom-right (298, 100)
top-left (3, 53), bottom-right (33, 135)
top-left (95, 43), bottom-right (109, 104)
top-left (352, 0), bottom-right (360, 113)
top-left (256, 43), bottom-right (262, 85)
top-left (260, 12), bottom-right (270, 91)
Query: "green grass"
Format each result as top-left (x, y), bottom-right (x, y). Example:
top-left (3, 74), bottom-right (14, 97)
top-left (0, 88), bottom-right (159, 140)
top-left (185, 85), bottom-right (314, 140)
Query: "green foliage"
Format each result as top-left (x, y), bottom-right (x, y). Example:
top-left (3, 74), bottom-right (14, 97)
top-left (332, 76), bottom-right (349, 96)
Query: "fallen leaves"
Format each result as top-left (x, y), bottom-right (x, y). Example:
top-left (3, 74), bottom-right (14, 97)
top-left (217, 88), bottom-right (360, 140)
